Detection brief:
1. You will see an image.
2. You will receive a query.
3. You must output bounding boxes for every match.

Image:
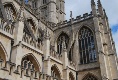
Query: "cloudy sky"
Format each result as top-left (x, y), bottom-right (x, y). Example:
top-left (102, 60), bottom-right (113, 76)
top-left (65, 0), bottom-right (118, 55)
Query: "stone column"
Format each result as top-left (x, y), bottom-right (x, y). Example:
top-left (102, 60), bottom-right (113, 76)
top-left (62, 41), bottom-right (69, 80)
top-left (63, 68), bottom-right (69, 80)
top-left (43, 28), bottom-right (51, 76)
top-left (11, 6), bottom-right (24, 66)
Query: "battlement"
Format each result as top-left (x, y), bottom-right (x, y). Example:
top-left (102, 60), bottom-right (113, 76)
top-left (52, 11), bottom-right (93, 29)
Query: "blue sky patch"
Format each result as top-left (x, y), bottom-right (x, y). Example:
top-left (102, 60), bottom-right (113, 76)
top-left (111, 24), bottom-right (118, 33)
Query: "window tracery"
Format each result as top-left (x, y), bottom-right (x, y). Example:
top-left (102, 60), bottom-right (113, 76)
top-left (69, 44), bottom-right (74, 61)
top-left (57, 33), bottom-right (69, 54)
top-left (51, 66), bottom-right (60, 80)
top-left (4, 4), bottom-right (16, 22)
top-left (37, 29), bottom-right (43, 44)
top-left (83, 74), bottom-right (98, 80)
top-left (22, 57), bottom-right (35, 70)
top-left (69, 72), bottom-right (75, 80)
top-left (78, 27), bottom-right (97, 64)
top-left (43, 0), bottom-right (47, 4)
top-left (21, 55), bottom-right (39, 71)
top-left (32, 1), bottom-right (37, 9)
top-left (27, 19), bottom-right (36, 35)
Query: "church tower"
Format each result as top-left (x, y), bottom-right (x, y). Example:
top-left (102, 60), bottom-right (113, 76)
top-left (40, 0), bottom-right (65, 23)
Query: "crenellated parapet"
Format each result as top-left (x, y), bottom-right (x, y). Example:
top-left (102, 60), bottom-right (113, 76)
top-left (51, 11), bottom-right (93, 30)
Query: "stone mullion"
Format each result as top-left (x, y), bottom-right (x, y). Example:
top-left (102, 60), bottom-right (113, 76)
top-left (81, 39), bottom-right (84, 64)
top-left (86, 33), bottom-right (89, 63)
top-left (5, 7), bottom-right (9, 20)
top-left (9, 7), bottom-right (12, 21)
top-left (85, 31), bottom-right (87, 64)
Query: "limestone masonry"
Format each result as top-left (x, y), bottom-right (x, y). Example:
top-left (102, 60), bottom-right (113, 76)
top-left (0, 0), bottom-right (118, 80)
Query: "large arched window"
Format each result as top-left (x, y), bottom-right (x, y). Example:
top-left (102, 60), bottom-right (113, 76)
top-left (4, 4), bottom-right (16, 22)
top-left (82, 74), bottom-right (98, 80)
top-left (78, 27), bottom-right (97, 64)
top-left (57, 32), bottom-right (69, 54)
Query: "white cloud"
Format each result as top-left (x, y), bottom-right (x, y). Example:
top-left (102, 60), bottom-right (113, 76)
top-left (113, 30), bottom-right (118, 55)
top-left (65, 0), bottom-right (118, 26)
top-left (65, 0), bottom-right (118, 54)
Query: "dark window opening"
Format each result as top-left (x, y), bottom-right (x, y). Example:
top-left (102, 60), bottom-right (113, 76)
top-left (78, 27), bottom-right (97, 64)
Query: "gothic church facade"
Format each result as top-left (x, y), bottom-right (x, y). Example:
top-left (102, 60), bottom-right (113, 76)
top-left (0, 0), bottom-right (118, 80)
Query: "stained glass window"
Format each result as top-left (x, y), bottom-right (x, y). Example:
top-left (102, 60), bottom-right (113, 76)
top-left (78, 27), bottom-right (97, 64)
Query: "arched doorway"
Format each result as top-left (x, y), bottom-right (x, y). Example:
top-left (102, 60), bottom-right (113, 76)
top-left (51, 64), bottom-right (61, 80)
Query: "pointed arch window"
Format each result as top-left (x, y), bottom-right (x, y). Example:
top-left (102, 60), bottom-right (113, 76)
top-left (82, 74), bottom-right (98, 80)
top-left (21, 55), bottom-right (40, 71)
top-left (4, 4), bottom-right (16, 22)
top-left (78, 27), bottom-right (97, 64)
top-left (51, 65), bottom-right (61, 80)
top-left (57, 33), bottom-right (69, 54)
top-left (27, 19), bottom-right (36, 35)
top-left (43, 0), bottom-right (47, 4)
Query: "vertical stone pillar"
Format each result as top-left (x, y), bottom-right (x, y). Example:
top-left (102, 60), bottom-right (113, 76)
top-left (11, 6), bottom-right (24, 65)
top-left (43, 28), bottom-right (50, 60)
top-left (91, 0), bottom-right (110, 79)
top-left (62, 41), bottom-right (69, 80)
top-left (62, 45), bottom-right (68, 69)
top-left (63, 68), bottom-right (69, 80)
top-left (43, 28), bottom-right (51, 76)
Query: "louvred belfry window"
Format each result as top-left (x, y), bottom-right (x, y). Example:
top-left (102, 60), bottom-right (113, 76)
top-left (4, 4), bottom-right (16, 22)
top-left (78, 27), bottom-right (97, 64)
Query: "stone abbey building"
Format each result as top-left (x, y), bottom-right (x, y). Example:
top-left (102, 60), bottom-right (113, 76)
top-left (0, 0), bottom-right (118, 80)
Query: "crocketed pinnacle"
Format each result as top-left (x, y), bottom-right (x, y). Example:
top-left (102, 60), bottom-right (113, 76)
top-left (91, 0), bottom-right (95, 6)
top-left (98, 0), bottom-right (102, 7)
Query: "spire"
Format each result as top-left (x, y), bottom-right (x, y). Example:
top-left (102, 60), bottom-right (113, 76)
top-left (103, 9), bottom-right (108, 19)
top-left (97, 0), bottom-right (104, 16)
top-left (91, 0), bottom-right (97, 17)
top-left (91, 0), bottom-right (95, 6)
top-left (98, 0), bottom-right (102, 7)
